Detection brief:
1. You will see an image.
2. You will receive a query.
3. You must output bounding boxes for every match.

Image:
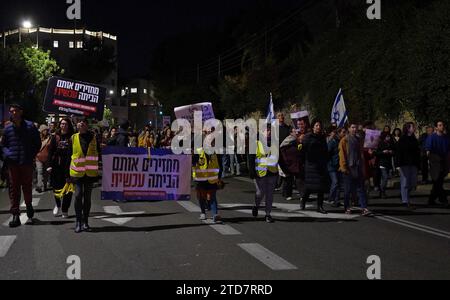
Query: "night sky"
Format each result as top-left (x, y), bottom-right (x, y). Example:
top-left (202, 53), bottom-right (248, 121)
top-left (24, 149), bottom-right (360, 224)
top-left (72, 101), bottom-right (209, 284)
top-left (0, 0), bottom-right (298, 78)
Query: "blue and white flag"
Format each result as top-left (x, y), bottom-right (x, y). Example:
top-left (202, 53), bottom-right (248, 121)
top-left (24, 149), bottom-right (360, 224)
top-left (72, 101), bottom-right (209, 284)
top-left (331, 89), bottom-right (349, 128)
top-left (266, 93), bottom-right (276, 124)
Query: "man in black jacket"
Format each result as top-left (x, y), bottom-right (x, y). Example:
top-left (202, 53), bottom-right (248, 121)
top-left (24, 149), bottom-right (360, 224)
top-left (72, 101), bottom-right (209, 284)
top-left (108, 121), bottom-right (130, 147)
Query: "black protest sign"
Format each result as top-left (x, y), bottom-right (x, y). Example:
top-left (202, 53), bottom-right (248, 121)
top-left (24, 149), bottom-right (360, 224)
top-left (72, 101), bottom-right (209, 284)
top-left (43, 77), bottom-right (106, 120)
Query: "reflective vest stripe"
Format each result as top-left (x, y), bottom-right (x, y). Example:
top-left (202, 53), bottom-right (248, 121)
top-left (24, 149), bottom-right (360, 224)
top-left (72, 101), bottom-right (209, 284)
top-left (195, 169), bottom-right (220, 173)
top-left (195, 176), bottom-right (219, 182)
top-left (85, 166), bottom-right (99, 170)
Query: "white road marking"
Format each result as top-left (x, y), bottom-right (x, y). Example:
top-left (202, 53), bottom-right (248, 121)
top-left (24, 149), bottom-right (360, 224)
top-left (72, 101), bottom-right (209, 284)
top-left (203, 219), bottom-right (242, 235)
top-left (376, 215), bottom-right (450, 240)
top-left (238, 243), bottom-right (298, 271)
top-left (100, 206), bottom-right (145, 226)
top-left (0, 236), bottom-right (17, 258)
top-left (3, 214), bottom-right (29, 227)
top-left (20, 198), bottom-right (40, 208)
top-left (177, 202), bottom-right (242, 235)
top-left (177, 201), bottom-right (201, 213)
top-left (220, 203), bottom-right (359, 220)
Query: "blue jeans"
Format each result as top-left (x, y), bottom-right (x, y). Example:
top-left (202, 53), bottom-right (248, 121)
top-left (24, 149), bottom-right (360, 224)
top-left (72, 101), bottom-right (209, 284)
top-left (343, 174), bottom-right (368, 209)
top-left (399, 166), bottom-right (417, 204)
top-left (222, 155), bottom-right (230, 177)
top-left (380, 168), bottom-right (390, 193)
top-left (328, 171), bottom-right (341, 204)
top-left (198, 191), bottom-right (218, 216)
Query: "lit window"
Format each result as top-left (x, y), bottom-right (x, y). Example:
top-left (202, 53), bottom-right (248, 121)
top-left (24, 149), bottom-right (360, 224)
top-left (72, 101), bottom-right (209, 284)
top-left (69, 41), bottom-right (74, 48)
top-left (130, 103), bottom-right (138, 107)
top-left (76, 41), bottom-right (83, 48)
top-left (143, 89), bottom-right (148, 94)
top-left (131, 88), bottom-right (138, 94)
top-left (121, 89), bottom-right (126, 97)
top-left (109, 90), bottom-right (114, 95)
top-left (53, 41), bottom-right (59, 48)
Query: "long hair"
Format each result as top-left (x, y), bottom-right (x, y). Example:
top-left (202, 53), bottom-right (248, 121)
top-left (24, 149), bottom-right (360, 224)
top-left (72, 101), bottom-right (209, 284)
top-left (57, 118), bottom-right (75, 136)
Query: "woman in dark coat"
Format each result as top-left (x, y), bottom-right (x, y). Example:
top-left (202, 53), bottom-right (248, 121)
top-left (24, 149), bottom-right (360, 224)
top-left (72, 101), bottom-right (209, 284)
top-left (301, 119), bottom-right (329, 214)
top-left (375, 132), bottom-right (395, 198)
top-left (47, 118), bottom-right (75, 218)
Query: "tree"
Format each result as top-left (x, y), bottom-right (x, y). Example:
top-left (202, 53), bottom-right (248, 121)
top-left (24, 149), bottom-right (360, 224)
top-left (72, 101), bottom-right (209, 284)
top-left (0, 43), bottom-right (61, 122)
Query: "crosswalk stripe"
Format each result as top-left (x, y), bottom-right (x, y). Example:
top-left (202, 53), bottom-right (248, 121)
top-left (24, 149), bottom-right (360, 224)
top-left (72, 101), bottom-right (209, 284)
top-left (20, 198), bottom-right (40, 208)
top-left (2, 214), bottom-right (29, 227)
top-left (0, 236), bottom-right (17, 258)
top-left (177, 202), bottom-right (242, 235)
top-left (238, 243), bottom-right (298, 271)
top-left (177, 201), bottom-right (201, 213)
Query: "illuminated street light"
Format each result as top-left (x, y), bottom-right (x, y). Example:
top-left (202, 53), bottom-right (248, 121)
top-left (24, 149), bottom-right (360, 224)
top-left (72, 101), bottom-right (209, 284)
top-left (22, 20), bottom-right (33, 29)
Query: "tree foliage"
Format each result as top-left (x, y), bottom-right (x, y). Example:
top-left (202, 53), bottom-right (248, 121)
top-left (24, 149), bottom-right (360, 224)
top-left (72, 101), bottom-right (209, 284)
top-left (0, 44), bottom-right (61, 122)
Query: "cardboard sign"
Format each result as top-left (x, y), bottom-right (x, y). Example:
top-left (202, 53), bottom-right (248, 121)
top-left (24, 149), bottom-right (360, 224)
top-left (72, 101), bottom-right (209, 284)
top-left (174, 102), bottom-right (215, 125)
top-left (163, 116), bottom-right (172, 127)
top-left (364, 129), bottom-right (382, 149)
top-left (43, 77), bottom-right (106, 120)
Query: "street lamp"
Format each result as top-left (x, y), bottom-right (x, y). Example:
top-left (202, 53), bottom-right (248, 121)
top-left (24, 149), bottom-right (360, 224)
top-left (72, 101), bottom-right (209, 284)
top-left (22, 20), bottom-right (33, 29)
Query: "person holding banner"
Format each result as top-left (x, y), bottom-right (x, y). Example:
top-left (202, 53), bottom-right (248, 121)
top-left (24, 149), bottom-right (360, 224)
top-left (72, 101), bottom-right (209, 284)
top-left (193, 132), bottom-right (223, 224)
top-left (249, 125), bottom-right (279, 223)
top-left (69, 117), bottom-right (101, 233)
top-left (47, 118), bottom-right (75, 218)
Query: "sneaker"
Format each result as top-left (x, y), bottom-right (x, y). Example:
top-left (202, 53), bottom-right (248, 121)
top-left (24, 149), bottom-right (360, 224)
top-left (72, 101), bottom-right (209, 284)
top-left (82, 223), bottom-right (92, 232)
top-left (53, 206), bottom-right (61, 217)
top-left (252, 206), bottom-right (259, 218)
top-left (25, 218), bottom-right (34, 225)
top-left (61, 213), bottom-right (69, 219)
top-left (362, 209), bottom-right (373, 217)
top-left (265, 215), bottom-right (274, 223)
top-left (286, 197), bottom-right (293, 201)
top-left (213, 215), bottom-right (223, 224)
top-left (345, 209), bottom-right (352, 215)
top-left (199, 214), bottom-right (207, 221)
top-left (75, 222), bottom-right (83, 233)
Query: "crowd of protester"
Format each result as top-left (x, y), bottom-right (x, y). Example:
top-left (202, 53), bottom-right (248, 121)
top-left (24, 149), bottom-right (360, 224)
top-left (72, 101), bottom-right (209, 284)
top-left (0, 104), bottom-right (449, 229)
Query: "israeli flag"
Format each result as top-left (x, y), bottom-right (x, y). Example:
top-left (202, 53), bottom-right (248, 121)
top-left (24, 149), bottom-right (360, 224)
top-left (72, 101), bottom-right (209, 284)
top-left (331, 89), bottom-right (349, 128)
top-left (266, 93), bottom-right (276, 124)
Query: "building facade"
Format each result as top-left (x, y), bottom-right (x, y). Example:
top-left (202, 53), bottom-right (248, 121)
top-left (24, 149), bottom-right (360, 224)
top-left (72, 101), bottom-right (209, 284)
top-left (1, 27), bottom-right (127, 122)
top-left (120, 79), bottom-right (162, 130)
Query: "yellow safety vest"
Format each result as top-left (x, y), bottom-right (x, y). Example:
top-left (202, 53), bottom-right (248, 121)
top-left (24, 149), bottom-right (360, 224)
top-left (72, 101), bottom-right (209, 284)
top-left (193, 148), bottom-right (220, 184)
top-left (256, 141), bottom-right (278, 177)
top-left (70, 133), bottom-right (99, 178)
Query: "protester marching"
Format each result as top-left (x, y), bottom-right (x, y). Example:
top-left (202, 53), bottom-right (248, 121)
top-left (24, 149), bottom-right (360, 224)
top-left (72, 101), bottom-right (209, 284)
top-left (0, 88), bottom-right (449, 235)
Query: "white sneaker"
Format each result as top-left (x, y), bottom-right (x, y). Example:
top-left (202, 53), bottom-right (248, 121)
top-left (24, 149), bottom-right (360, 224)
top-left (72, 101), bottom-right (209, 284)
top-left (53, 206), bottom-right (61, 217)
top-left (286, 197), bottom-right (293, 201)
top-left (61, 213), bottom-right (69, 219)
top-left (199, 214), bottom-right (207, 221)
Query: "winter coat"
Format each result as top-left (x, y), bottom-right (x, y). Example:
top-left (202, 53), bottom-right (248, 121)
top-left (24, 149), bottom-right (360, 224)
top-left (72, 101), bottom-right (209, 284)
top-left (303, 133), bottom-right (329, 193)
top-left (1, 120), bottom-right (41, 165)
